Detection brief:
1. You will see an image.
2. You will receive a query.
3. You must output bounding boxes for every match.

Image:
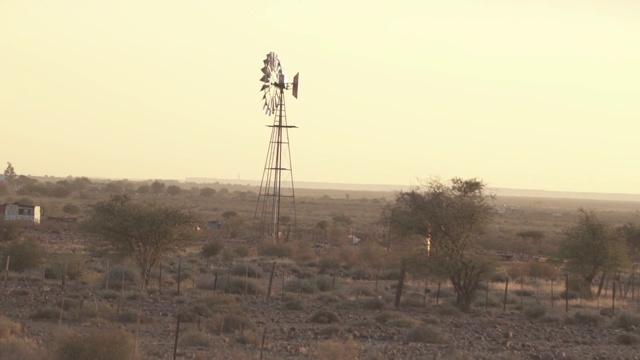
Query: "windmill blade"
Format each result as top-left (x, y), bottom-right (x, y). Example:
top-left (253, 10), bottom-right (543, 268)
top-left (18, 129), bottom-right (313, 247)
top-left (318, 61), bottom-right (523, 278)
top-left (292, 73), bottom-right (299, 99)
top-left (260, 74), bottom-right (270, 83)
top-left (261, 84), bottom-right (269, 91)
top-left (261, 66), bottom-right (270, 75)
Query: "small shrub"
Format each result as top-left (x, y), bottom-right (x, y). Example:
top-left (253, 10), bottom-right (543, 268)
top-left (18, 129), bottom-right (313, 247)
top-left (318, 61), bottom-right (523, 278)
top-left (233, 245), bottom-right (251, 258)
top-left (54, 328), bottom-right (135, 360)
top-left (311, 309), bottom-right (340, 324)
top-left (0, 317), bottom-right (22, 339)
top-left (0, 337), bottom-right (44, 360)
top-left (259, 243), bottom-right (293, 258)
top-left (179, 331), bottom-right (211, 348)
top-left (378, 269), bottom-right (401, 280)
top-left (2, 239), bottom-right (43, 272)
top-left (99, 265), bottom-right (140, 289)
top-left (201, 239), bottom-right (224, 258)
top-left (528, 262), bottom-right (559, 278)
top-left (49, 253), bottom-right (84, 281)
top-left (434, 303), bottom-right (461, 316)
top-left (316, 337), bottom-right (359, 360)
top-left (219, 276), bottom-right (263, 295)
top-left (285, 298), bottom-right (305, 310)
top-left (491, 272), bottom-right (509, 283)
top-left (524, 305), bottom-right (546, 319)
top-left (566, 310), bottom-right (607, 326)
top-left (316, 275), bottom-right (335, 292)
top-left (222, 313), bottom-right (254, 334)
top-left (616, 332), bottom-right (640, 345)
top-left (404, 324), bottom-right (449, 344)
top-left (356, 297), bottom-right (386, 310)
top-left (235, 328), bottom-right (261, 346)
top-left (29, 307), bottom-right (60, 320)
top-left (284, 279), bottom-right (316, 294)
top-left (514, 289), bottom-right (535, 297)
top-left (230, 264), bottom-right (262, 278)
top-left (0, 221), bottom-right (24, 242)
top-left (612, 312), bottom-right (640, 330)
top-left (99, 290), bottom-right (120, 300)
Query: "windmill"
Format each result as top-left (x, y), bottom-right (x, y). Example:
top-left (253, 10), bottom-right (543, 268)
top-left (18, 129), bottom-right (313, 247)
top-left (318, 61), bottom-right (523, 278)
top-left (252, 52), bottom-right (299, 241)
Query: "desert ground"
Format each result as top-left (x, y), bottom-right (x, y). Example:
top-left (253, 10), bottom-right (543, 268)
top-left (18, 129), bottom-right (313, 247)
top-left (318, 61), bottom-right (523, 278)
top-left (2, 178), bottom-right (640, 359)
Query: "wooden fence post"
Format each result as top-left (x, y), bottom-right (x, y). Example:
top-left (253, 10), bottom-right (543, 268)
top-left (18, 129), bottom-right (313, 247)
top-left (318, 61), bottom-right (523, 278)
top-left (503, 277), bottom-right (509, 312)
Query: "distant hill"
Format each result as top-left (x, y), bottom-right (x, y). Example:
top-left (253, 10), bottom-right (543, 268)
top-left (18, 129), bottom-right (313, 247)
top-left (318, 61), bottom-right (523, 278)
top-left (185, 178), bottom-right (640, 202)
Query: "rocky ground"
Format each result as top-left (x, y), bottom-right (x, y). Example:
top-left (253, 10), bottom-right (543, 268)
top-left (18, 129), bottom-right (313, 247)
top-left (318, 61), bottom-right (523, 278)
top-left (2, 228), bottom-right (640, 359)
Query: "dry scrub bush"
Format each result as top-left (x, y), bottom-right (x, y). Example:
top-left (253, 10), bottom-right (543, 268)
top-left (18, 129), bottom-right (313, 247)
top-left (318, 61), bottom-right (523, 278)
top-left (566, 310), bottom-right (608, 326)
top-left (219, 276), bottom-right (264, 295)
top-left (0, 338), bottom-right (44, 360)
top-left (221, 313), bottom-right (255, 334)
top-left (615, 332), bottom-right (640, 345)
top-left (0, 317), bottom-right (22, 339)
top-left (404, 324), bottom-right (449, 344)
top-left (612, 312), bottom-right (640, 330)
top-left (285, 298), bottom-right (305, 310)
top-left (524, 305), bottom-right (546, 319)
top-left (98, 265), bottom-right (140, 289)
top-left (311, 309), bottom-right (341, 324)
top-left (46, 253), bottom-right (84, 281)
top-left (375, 312), bottom-right (419, 328)
top-left (2, 239), bottom-right (43, 272)
top-left (179, 331), bottom-right (211, 348)
top-left (258, 242), bottom-right (294, 259)
top-left (230, 263), bottom-right (262, 278)
top-left (201, 239), bottom-right (224, 258)
top-left (54, 327), bottom-right (135, 360)
top-left (284, 279), bottom-right (316, 294)
top-left (316, 337), bottom-right (359, 360)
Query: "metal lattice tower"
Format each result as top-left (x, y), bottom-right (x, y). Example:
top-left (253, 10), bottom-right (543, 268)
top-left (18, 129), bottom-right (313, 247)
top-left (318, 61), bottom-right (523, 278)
top-left (252, 52), bottom-right (299, 241)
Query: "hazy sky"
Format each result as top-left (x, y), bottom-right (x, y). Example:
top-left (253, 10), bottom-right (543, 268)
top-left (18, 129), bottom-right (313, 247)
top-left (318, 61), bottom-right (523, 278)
top-left (2, 1), bottom-right (639, 193)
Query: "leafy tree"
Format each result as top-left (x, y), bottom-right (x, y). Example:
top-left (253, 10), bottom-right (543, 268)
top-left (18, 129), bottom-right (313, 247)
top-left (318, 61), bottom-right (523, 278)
top-left (387, 178), bottom-right (494, 311)
top-left (167, 185), bottom-right (182, 196)
top-left (3, 162), bottom-right (16, 185)
top-left (136, 185), bottom-right (151, 195)
top-left (84, 195), bottom-right (197, 288)
top-left (150, 180), bottom-right (165, 195)
top-left (559, 208), bottom-right (629, 289)
top-left (618, 223), bottom-right (640, 262)
top-left (199, 187), bottom-right (216, 197)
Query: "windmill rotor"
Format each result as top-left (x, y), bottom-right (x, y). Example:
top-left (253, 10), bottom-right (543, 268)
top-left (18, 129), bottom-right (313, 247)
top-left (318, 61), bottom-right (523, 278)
top-left (260, 52), bottom-right (299, 116)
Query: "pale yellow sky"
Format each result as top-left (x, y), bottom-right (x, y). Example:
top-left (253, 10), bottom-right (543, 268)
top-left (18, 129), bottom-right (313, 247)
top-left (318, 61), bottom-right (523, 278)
top-left (1, 0), bottom-right (639, 193)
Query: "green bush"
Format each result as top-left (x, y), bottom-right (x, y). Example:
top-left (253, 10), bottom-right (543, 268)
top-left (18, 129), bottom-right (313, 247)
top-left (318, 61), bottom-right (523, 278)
top-left (54, 328), bottom-right (135, 360)
top-left (2, 239), bottom-right (43, 272)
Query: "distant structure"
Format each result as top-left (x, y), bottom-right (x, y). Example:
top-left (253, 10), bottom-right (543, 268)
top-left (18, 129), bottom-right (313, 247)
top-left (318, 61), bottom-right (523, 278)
top-left (0, 202), bottom-right (41, 224)
top-left (252, 52), bottom-right (300, 241)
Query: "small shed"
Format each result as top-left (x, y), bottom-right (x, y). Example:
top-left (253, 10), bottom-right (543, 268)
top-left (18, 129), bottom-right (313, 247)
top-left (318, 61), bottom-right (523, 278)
top-left (0, 202), bottom-right (41, 224)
